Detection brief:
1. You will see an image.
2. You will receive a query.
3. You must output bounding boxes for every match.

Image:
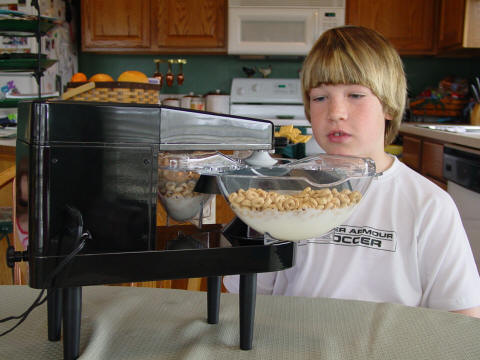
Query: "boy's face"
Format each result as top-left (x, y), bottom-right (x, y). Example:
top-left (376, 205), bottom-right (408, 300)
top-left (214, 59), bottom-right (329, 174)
top-left (309, 84), bottom-right (391, 168)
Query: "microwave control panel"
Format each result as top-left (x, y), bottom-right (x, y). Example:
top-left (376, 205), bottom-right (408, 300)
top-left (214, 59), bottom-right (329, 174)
top-left (317, 8), bottom-right (345, 35)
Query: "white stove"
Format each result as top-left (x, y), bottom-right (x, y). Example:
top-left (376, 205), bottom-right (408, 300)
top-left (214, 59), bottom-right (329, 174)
top-left (229, 78), bottom-right (324, 155)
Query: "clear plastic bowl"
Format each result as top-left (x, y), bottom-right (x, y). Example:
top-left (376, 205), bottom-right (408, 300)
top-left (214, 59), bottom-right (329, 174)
top-left (158, 152), bottom-right (243, 222)
top-left (216, 154), bottom-right (376, 241)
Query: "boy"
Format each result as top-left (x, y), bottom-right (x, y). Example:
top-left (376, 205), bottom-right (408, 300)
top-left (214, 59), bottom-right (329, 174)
top-left (224, 26), bottom-right (480, 318)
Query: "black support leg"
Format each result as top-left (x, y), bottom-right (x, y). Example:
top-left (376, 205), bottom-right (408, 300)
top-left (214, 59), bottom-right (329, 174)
top-left (207, 276), bottom-right (221, 324)
top-left (47, 288), bottom-right (62, 341)
top-left (63, 287), bottom-right (82, 360)
top-left (239, 273), bottom-right (257, 350)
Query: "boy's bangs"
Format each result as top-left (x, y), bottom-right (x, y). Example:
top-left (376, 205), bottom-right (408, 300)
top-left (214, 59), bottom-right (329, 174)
top-left (306, 49), bottom-right (369, 90)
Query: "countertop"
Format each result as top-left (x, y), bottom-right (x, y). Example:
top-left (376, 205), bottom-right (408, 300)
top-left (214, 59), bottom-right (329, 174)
top-left (399, 123), bottom-right (480, 150)
top-left (2, 285), bottom-right (480, 360)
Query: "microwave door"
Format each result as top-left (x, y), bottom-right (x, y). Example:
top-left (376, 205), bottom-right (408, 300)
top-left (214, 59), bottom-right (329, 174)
top-left (228, 8), bottom-right (317, 55)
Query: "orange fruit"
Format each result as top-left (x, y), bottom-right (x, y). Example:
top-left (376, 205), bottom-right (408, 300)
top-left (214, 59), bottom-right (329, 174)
top-left (117, 70), bottom-right (149, 83)
top-left (88, 73), bottom-right (114, 82)
top-left (70, 72), bottom-right (87, 82)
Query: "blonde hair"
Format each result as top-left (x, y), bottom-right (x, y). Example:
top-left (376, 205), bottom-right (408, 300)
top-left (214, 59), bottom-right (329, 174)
top-left (300, 26), bottom-right (407, 145)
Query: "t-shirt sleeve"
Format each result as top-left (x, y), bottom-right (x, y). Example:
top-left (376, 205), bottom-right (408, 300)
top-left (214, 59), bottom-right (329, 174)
top-left (223, 272), bottom-right (278, 294)
top-left (418, 193), bottom-right (480, 311)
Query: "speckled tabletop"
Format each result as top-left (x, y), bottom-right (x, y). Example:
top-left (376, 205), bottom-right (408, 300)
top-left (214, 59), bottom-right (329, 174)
top-left (2, 285), bottom-right (480, 360)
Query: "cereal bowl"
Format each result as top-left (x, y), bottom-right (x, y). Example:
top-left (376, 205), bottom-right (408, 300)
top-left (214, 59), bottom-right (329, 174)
top-left (158, 152), bottom-right (243, 222)
top-left (217, 154), bottom-right (376, 241)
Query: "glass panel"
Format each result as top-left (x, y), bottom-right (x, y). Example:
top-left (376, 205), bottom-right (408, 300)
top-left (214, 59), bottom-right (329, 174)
top-left (241, 21), bottom-right (305, 43)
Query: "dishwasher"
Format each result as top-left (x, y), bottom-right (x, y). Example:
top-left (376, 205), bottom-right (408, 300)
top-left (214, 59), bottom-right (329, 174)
top-left (443, 144), bottom-right (480, 272)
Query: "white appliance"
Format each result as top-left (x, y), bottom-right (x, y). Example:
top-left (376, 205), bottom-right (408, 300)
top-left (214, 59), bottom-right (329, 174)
top-left (229, 77), bottom-right (324, 156)
top-left (443, 144), bottom-right (480, 273)
top-left (228, 0), bottom-right (345, 55)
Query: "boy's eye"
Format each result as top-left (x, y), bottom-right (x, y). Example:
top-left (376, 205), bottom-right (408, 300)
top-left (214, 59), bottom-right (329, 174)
top-left (349, 93), bottom-right (365, 99)
top-left (312, 96), bottom-right (326, 102)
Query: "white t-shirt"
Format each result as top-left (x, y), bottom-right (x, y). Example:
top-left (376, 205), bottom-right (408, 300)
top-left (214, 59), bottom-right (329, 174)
top-left (224, 156), bottom-right (480, 311)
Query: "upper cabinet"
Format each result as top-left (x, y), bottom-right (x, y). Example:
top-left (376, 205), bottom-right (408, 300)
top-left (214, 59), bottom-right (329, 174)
top-left (438, 0), bottom-right (480, 52)
top-left (154, 0), bottom-right (226, 52)
top-left (81, 0), bottom-right (227, 54)
top-left (346, 0), bottom-right (436, 55)
top-left (347, 0), bottom-right (479, 56)
top-left (82, 0), bottom-right (151, 51)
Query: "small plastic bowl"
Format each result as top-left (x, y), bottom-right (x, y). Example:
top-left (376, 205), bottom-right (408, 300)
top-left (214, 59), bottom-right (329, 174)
top-left (216, 155), bottom-right (376, 241)
top-left (158, 152), bottom-right (243, 222)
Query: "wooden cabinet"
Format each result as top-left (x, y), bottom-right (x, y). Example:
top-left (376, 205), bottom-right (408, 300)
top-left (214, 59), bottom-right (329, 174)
top-left (82, 0), bottom-right (151, 51)
top-left (81, 0), bottom-right (227, 54)
top-left (437, 0), bottom-right (466, 50)
top-left (437, 0), bottom-right (480, 51)
top-left (401, 134), bottom-right (447, 190)
top-left (154, 0), bottom-right (226, 52)
top-left (347, 0), bottom-right (480, 55)
top-left (402, 136), bottom-right (422, 171)
top-left (346, 0), bottom-right (437, 55)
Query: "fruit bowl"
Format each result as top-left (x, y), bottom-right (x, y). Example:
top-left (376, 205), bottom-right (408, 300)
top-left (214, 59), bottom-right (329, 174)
top-left (157, 152), bottom-right (243, 222)
top-left (216, 154), bottom-right (376, 241)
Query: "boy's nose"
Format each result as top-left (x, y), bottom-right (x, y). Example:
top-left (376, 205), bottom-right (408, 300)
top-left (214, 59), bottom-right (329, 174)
top-left (328, 98), bottom-right (347, 121)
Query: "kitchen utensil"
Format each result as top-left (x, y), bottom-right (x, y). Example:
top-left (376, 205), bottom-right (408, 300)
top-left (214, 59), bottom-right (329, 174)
top-left (153, 61), bottom-right (163, 88)
top-left (205, 89), bottom-right (230, 114)
top-left (177, 61), bottom-right (185, 85)
top-left (166, 61), bottom-right (174, 87)
top-left (471, 84), bottom-right (479, 102)
top-left (217, 154), bottom-right (376, 241)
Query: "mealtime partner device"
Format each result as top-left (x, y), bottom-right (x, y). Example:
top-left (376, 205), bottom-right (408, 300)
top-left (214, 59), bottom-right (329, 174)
top-left (8, 100), bottom-right (376, 359)
top-left (10, 101), bottom-right (295, 359)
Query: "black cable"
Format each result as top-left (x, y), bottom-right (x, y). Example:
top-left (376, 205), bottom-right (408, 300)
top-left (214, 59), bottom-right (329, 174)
top-left (0, 232), bottom-right (89, 336)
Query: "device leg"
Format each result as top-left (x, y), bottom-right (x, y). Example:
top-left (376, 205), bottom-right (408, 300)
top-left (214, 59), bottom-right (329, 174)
top-left (47, 288), bottom-right (62, 341)
top-left (239, 273), bottom-right (257, 350)
top-left (207, 276), bottom-right (221, 324)
top-left (63, 287), bottom-right (82, 360)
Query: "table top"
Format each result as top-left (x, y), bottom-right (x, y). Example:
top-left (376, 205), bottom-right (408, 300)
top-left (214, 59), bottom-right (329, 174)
top-left (2, 285), bottom-right (480, 360)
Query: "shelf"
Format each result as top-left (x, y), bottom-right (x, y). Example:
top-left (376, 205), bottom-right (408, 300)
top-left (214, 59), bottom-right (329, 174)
top-left (0, 9), bottom-right (57, 36)
top-left (0, 57), bottom-right (57, 72)
top-left (0, 93), bottom-right (58, 107)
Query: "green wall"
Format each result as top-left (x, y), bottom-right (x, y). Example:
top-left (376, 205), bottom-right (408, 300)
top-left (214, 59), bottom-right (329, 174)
top-left (79, 53), bottom-right (480, 97)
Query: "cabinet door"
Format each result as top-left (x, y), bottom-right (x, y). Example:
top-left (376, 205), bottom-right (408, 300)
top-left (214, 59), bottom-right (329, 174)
top-left (154, 0), bottom-right (226, 53)
top-left (402, 135), bottom-right (422, 171)
top-left (437, 0), bottom-right (466, 50)
top-left (346, 0), bottom-right (436, 54)
top-left (82, 0), bottom-right (151, 52)
top-left (421, 140), bottom-right (444, 180)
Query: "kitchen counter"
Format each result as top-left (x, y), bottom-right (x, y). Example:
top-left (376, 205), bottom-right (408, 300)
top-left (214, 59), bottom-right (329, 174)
top-left (2, 285), bottom-right (480, 359)
top-left (400, 123), bottom-right (480, 150)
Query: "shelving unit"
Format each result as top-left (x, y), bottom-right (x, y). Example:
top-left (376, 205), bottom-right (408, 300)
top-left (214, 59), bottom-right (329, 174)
top-left (0, 1), bottom-right (58, 101)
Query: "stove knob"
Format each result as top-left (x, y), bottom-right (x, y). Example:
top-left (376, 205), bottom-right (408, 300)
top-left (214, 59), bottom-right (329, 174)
top-left (236, 87), bottom-right (245, 95)
top-left (251, 83), bottom-right (258, 92)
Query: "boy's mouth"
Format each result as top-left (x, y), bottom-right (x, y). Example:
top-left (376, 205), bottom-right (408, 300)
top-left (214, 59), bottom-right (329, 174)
top-left (327, 130), bottom-right (351, 143)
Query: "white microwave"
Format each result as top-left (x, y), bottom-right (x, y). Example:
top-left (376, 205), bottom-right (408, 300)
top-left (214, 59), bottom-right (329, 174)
top-left (228, 0), bottom-right (345, 56)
